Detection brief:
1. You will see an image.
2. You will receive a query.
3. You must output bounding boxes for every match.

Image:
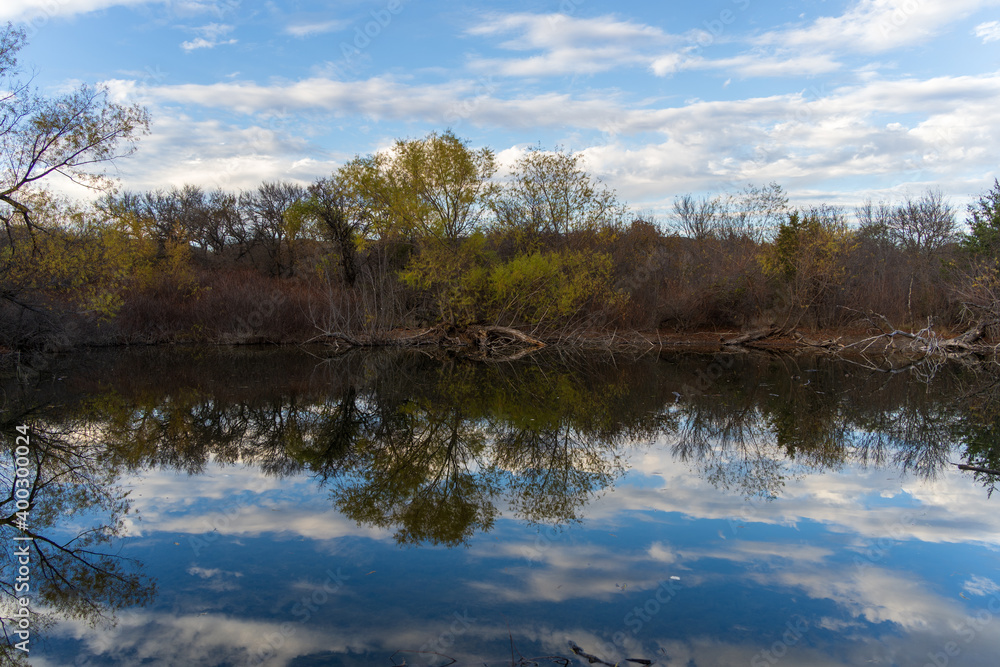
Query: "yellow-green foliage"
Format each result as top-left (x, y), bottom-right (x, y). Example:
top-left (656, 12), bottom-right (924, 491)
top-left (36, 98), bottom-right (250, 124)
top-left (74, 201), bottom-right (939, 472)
top-left (759, 208), bottom-right (857, 323)
top-left (1, 190), bottom-right (155, 319)
top-left (486, 249), bottom-right (624, 325)
top-left (761, 209), bottom-right (855, 284)
top-left (399, 234), bottom-right (492, 325)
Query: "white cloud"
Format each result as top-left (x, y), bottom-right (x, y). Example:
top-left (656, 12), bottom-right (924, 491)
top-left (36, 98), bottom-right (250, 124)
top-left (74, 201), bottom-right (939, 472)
top-left (963, 574), bottom-right (1000, 596)
top-left (187, 566), bottom-right (242, 579)
top-left (683, 52), bottom-right (842, 78)
top-left (756, 0), bottom-right (1000, 53)
top-left (284, 19), bottom-right (350, 38)
top-left (0, 0), bottom-right (238, 22)
top-left (974, 20), bottom-right (1000, 42)
top-left (0, 0), bottom-right (157, 22)
top-left (465, 3), bottom-right (1000, 83)
top-left (467, 13), bottom-right (673, 77)
top-left (122, 457), bottom-right (388, 540)
top-left (181, 22), bottom-right (236, 52)
top-left (102, 66), bottom-right (1000, 209)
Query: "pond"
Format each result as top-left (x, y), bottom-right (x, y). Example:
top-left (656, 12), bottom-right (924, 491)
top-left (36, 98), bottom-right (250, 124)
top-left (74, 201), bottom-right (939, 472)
top-left (2, 347), bottom-right (1000, 666)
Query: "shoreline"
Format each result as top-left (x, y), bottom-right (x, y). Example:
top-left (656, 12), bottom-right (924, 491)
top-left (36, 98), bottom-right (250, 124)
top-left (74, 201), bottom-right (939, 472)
top-left (5, 323), bottom-right (995, 367)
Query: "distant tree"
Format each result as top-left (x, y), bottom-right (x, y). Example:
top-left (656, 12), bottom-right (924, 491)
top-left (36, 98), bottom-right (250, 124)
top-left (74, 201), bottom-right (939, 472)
top-left (716, 182), bottom-right (789, 243)
top-left (238, 181), bottom-right (305, 276)
top-left (855, 198), bottom-right (895, 249)
top-left (290, 176), bottom-right (371, 286)
top-left (672, 194), bottom-right (720, 240)
top-left (886, 189), bottom-right (957, 256)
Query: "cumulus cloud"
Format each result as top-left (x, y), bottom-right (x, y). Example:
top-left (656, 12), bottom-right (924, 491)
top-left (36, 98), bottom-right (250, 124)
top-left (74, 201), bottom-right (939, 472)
top-left (100, 66), bottom-right (1000, 209)
top-left (963, 575), bottom-right (1000, 597)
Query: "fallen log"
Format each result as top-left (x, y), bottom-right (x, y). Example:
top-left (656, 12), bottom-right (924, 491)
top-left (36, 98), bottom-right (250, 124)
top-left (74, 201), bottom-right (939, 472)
top-left (481, 325), bottom-right (546, 348)
top-left (722, 326), bottom-right (776, 346)
top-left (951, 321), bottom-right (986, 346)
top-left (793, 332), bottom-right (842, 349)
top-left (313, 331), bottom-right (363, 347)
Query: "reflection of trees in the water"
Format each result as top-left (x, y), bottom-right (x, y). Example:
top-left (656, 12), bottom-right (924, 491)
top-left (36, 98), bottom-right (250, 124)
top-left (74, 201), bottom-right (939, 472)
top-left (69, 349), bottom-right (674, 546)
top-left (0, 414), bottom-right (155, 663)
top-left (6, 347), bottom-right (1000, 556)
top-left (668, 354), bottom-right (992, 498)
top-left (949, 374), bottom-right (1000, 496)
top-left (4, 347), bottom-right (1000, 659)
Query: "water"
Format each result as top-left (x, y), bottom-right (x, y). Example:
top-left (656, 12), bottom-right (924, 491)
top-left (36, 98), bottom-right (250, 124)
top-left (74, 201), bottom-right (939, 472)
top-left (2, 347), bottom-right (999, 666)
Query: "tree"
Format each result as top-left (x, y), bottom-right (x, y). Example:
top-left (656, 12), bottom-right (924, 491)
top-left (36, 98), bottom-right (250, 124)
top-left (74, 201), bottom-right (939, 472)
top-left (855, 198), bottom-right (895, 249)
top-left (289, 176), bottom-right (371, 286)
top-left (673, 193), bottom-right (720, 240)
top-left (340, 130), bottom-right (495, 245)
top-left (714, 182), bottom-right (789, 243)
top-left (393, 130), bottom-right (495, 243)
top-left (963, 179), bottom-right (1000, 257)
top-left (0, 23), bottom-right (149, 242)
top-left (886, 189), bottom-right (957, 256)
top-left (761, 206), bottom-right (855, 328)
top-left (491, 146), bottom-right (625, 247)
top-left (238, 181), bottom-right (305, 276)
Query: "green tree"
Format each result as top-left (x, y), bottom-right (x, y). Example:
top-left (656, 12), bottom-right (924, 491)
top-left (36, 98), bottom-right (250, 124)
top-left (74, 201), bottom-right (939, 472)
top-left (762, 206), bottom-right (855, 328)
top-left (340, 131), bottom-right (497, 324)
top-left (340, 130), bottom-right (495, 245)
top-left (393, 130), bottom-right (496, 243)
top-left (491, 146), bottom-right (625, 249)
top-left (962, 179), bottom-right (1000, 257)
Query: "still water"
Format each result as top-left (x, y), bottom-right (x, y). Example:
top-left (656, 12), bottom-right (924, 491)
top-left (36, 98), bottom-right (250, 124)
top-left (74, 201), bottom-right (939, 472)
top-left (3, 347), bottom-right (1000, 666)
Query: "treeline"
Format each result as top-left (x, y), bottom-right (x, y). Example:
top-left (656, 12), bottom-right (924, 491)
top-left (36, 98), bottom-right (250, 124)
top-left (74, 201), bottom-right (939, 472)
top-left (2, 129), bottom-right (1000, 352)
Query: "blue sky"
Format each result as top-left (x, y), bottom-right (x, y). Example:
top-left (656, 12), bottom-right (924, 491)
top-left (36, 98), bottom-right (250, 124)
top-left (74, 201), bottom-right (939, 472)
top-left (6, 0), bottom-right (1000, 214)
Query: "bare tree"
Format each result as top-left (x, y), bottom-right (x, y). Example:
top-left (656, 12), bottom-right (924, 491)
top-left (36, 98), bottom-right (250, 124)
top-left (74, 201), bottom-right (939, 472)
top-left (672, 193), bottom-right (720, 240)
top-left (238, 181), bottom-right (305, 276)
top-left (0, 23), bottom-right (149, 242)
top-left (887, 189), bottom-right (957, 255)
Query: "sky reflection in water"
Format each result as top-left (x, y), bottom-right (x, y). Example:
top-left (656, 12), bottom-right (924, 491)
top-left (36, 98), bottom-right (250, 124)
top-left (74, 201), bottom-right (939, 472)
top-left (4, 348), bottom-right (1000, 666)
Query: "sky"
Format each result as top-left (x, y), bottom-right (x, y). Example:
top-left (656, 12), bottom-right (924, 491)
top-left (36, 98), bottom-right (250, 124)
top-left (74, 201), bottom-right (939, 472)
top-left (5, 0), bottom-right (1000, 216)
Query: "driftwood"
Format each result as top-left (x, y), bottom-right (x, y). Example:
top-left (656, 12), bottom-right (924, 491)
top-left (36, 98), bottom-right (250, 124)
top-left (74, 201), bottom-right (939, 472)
top-left (311, 324), bottom-right (545, 360)
top-left (722, 326), bottom-right (777, 346)
top-left (793, 332), bottom-right (842, 349)
top-left (481, 325), bottom-right (544, 346)
top-left (837, 311), bottom-right (991, 358)
top-left (952, 320), bottom-right (986, 346)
